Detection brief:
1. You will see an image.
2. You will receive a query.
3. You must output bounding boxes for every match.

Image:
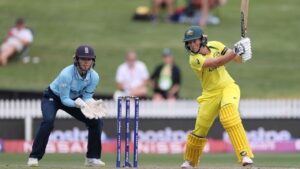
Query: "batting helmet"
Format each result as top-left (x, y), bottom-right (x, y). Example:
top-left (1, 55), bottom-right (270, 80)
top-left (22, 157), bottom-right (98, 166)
top-left (74, 45), bottom-right (96, 67)
top-left (183, 26), bottom-right (207, 51)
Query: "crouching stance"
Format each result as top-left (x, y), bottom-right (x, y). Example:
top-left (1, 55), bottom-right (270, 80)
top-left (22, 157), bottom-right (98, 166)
top-left (27, 45), bottom-right (107, 167)
top-left (181, 26), bottom-right (254, 168)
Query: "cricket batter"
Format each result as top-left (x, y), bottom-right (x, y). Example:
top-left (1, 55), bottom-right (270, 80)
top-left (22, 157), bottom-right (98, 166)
top-left (181, 26), bottom-right (254, 168)
top-left (27, 45), bottom-right (106, 167)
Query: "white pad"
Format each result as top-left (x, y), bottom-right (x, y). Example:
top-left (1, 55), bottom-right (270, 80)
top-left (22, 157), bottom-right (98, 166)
top-left (75, 98), bottom-right (86, 108)
top-left (75, 98), bottom-right (96, 119)
top-left (87, 99), bottom-right (107, 119)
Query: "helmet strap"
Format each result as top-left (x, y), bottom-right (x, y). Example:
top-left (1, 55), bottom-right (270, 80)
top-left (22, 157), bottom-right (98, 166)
top-left (200, 35), bottom-right (207, 47)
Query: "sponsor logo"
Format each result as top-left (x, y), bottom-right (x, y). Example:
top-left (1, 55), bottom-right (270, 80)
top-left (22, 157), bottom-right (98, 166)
top-left (132, 127), bottom-right (189, 142)
top-left (186, 30), bottom-right (193, 36)
top-left (223, 127), bottom-right (292, 142)
top-left (60, 83), bottom-right (66, 88)
top-left (84, 47), bottom-right (89, 54)
top-left (49, 127), bottom-right (107, 141)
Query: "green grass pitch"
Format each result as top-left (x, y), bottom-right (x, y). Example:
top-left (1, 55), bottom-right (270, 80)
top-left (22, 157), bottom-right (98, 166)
top-left (0, 153), bottom-right (300, 169)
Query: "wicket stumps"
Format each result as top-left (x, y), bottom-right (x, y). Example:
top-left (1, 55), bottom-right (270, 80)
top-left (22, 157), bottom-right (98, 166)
top-left (116, 96), bottom-right (139, 168)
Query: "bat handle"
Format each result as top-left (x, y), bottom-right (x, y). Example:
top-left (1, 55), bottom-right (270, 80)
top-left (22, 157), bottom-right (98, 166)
top-left (241, 12), bottom-right (246, 38)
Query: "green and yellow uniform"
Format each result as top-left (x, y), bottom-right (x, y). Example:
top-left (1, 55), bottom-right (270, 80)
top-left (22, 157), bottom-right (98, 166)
top-left (184, 41), bottom-right (254, 166)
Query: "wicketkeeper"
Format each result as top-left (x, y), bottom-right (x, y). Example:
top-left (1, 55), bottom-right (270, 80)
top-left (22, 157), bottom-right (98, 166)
top-left (27, 45), bottom-right (107, 167)
top-left (181, 26), bottom-right (254, 168)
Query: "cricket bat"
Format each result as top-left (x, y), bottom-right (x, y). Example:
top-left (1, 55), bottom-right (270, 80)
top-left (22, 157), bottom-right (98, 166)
top-left (241, 0), bottom-right (249, 38)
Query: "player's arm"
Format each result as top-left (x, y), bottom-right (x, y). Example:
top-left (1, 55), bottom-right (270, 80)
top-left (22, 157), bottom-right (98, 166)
top-left (203, 48), bottom-right (236, 68)
top-left (82, 72), bottom-right (99, 101)
top-left (204, 38), bottom-right (252, 67)
top-left (233, 55), bottom-right (243, 63)
top-left (58, 75), bottom-right (76, 107)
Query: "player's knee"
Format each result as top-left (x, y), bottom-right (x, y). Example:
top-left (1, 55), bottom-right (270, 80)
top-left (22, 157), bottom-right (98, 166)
top-left (220, 104), bottom-right (241, 129)
top-left (187, 133), bottom-right (207, 145)
top-left (192, 127), bottom-right (209, 138)
top-left (190, 132), bottom-right (205, 138)
top-left (41, 120), bottom-right (55, 130)
top-left (194, 116), bottom-right (214, 137)
top-left (86, 119), bottom-right (101, 128)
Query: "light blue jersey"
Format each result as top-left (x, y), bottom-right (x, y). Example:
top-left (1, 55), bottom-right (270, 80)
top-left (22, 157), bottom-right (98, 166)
top-left (50, 65), bottom-right (99, 107)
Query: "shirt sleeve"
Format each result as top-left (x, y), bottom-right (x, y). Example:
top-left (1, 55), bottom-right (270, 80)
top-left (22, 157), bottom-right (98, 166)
top-left (82, 72), bottom-right (99, 101)
top-left (58, 74), bottom-right (76, 107)
top-left (189, 54), bottom-right (206, 72)
top-left (210, 41), bottom-right (228, 56)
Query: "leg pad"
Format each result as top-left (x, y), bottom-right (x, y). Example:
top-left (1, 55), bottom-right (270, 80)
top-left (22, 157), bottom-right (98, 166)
top-left (184, 133), bottom-right (207, 167)
top-left (220, 104), bottom-right (254, 162)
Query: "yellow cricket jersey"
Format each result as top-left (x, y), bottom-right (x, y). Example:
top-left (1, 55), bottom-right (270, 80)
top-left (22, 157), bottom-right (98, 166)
top-left (189, 41), bottom-right (235, 92)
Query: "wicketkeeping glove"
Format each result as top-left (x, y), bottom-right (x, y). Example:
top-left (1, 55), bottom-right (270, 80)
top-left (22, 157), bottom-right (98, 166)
top-left (86, 99), bottom-right (107, 119)
top-left (74, 98), bottom-right (96, 119)
top-left (234, 37), bottom-right (252, 63)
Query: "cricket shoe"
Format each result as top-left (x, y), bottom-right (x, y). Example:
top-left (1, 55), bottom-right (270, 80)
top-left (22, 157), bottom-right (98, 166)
top-left (180, 160), bottom-right (194, 169)
top-left (27, 158), bottom-right (38, 167)
top-left (85, 158), bottom-right (105, 167)
top-left (242, 156), bottom-right (253, 166)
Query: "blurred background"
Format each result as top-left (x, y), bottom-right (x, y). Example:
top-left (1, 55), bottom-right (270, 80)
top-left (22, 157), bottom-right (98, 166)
top-left (0, 0), bottom-right (299, 98)
top-left (0, 0), bottom-right (300, 168)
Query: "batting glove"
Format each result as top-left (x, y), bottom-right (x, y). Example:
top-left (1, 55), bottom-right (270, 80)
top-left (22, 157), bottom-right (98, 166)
top-left (234, 37), bottom-right (252, 63)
